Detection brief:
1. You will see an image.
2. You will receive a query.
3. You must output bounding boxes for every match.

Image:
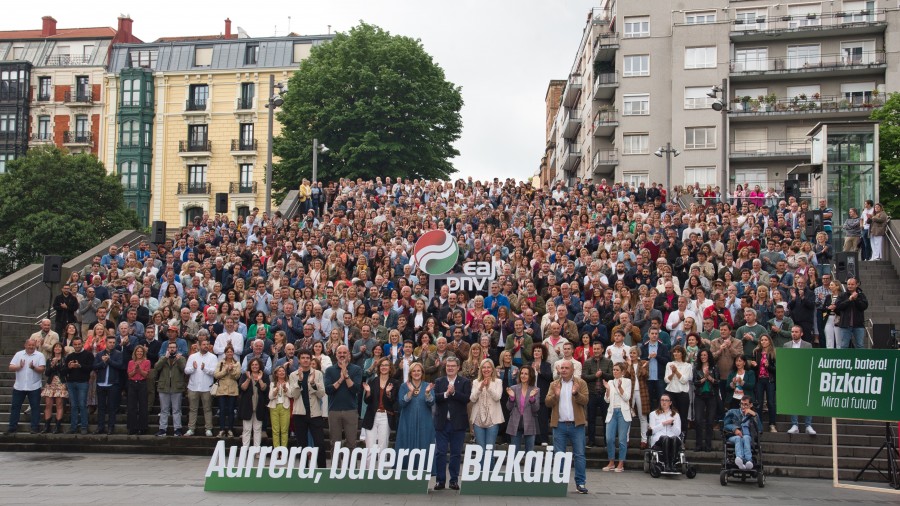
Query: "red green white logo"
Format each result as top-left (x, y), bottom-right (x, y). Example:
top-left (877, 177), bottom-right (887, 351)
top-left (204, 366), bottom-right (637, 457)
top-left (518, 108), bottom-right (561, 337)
top-left (411, 230), bottom-right (458, 276)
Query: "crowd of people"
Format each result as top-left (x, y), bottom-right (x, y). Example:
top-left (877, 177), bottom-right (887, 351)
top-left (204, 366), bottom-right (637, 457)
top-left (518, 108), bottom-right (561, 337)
top-left (5, 176), bottom-right (883, 493)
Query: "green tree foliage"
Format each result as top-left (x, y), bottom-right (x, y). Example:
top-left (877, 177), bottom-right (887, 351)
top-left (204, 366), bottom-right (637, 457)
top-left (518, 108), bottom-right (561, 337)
top-left (273, 22), bottom-right (463, 195)
top-left (870, 92), bottom-right (900, 216)
top-left (0, 147), bottom-right (140, 277)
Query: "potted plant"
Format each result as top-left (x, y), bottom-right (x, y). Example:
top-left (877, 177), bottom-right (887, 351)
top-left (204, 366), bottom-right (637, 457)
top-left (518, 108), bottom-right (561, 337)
top-left (807, 13), bottom-right (818, 19)
top-left (872, 89), bottom-right (882, 104)
top-left (735, 19), bottom-right (745, 25)
top-left (838, 99), bottom-right (850, 109)
top-left (782, 15), bottom-right (792, 21)
top-left (756, 16), bottom-right (766, 24)
top-left (812, 92), bottom-right (821, 100)
top-left (799, 93), bottom-right (808, 101)
top-left (749, 98), bottom-right (761, 112)
top-left (836, 11), bottom-right (846, 18)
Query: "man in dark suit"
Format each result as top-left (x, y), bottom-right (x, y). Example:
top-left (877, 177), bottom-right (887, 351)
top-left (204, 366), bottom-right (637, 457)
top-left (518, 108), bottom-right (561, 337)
top-left (432, 356), bottom-right (471, 490)
top-left (639, 327), bottom-right (671, 411)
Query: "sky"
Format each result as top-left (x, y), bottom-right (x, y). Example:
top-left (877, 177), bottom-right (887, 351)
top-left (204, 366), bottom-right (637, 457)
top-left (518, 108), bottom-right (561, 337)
top-left (4, 0), bottom-right (598, 182)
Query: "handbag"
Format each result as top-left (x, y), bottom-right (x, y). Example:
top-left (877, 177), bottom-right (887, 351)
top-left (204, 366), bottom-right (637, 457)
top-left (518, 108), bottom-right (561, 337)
top-left (210, 381), bottom-right (220, 396)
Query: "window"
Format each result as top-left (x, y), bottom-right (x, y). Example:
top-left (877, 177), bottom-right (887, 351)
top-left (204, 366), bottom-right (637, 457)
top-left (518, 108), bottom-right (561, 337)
top-left (194, 47), bottom-right (213, 67)
top-left (788, 4), bottom-right (821, 28)
top-left (128, 49), bottom-right (158, 68)
top-left (684, 167), bottom-right (717, 187)
top-left (841, 40), bottom-right (877, 65)
top-left (37, 116), bottom-right (50, 140)
top-left (121, 120), bottom-right (140, 146)
top-left (189, 84), bottom-right (208, 109)
top-left (623, 94), bottom-right (649, 116)
top-left (786, 84), bottom-right (821, 101)
top-left (843, 1), bottom-right (875, 22)
top-left (685, 127), bottom-right (716, 149)
top-left (841, 82), bottom-right (876, 106)
top-left (624, 172), bottom-right (649, 187)
top-left (735, 8), bottom-right (767, 29)
top-left (122, 78), bottom-right (140, 106)
top-left (120, 161), bottom-right (139, 189)
top-left (143, 122), bottom-right (151, 147)
top-left (685, 11), bottom-right (716, 24)
top-left (239, 164), bottom-right (254, 191)
top-left (245, 44), bottom-right (259, 65)
top-left (685, 47), bottom-right (716, 69)
top-left (75, 115), bottom-right (88, 138)
top-left (144, 80), bottom-right (154, 107)
top-left (623, 134), bottom-right (649, 154)
top-left (188, 165), bottom-right (207, 188)
top-left (75, 76), bottom-right (89, 99)
top-left (239, 82), bottom-right (254, 109)
top-left (0, 113), bottom-right (17, 132)
top-left (82, 45), bottom-right (94, 59)
top-left (787, 44), bottom-right (821, 69)
top-left (188, 125), bottom-right (208, 148)
top-left (292, 43), bottom-right (312, 63)
top-left (733, 128), bottom-right (768, 153)
top-left (185, 206), bottom-right (204, 225)
top-left (142, 163), bottom-right (151, 191)
top-left (734, 48), bottom-right (768, 72)
top-left (623, 55), bottom-right (649, 77)
top-left (0, 69), bottom-right (25, 100)
top-left (239, 123), bottom-right (254, 149)
top-left (0, 153), bottom-right (14, 174)
top-left (624, 16), bottom-right (649, 38)
top-left (684, 86), bottom-right (715, 109)
top-left (38, 77), bottom-right (51, 101)
top-left (734, 168), bottom-right (769, 191)
top-left (11, 46), bottom-right (24, 60)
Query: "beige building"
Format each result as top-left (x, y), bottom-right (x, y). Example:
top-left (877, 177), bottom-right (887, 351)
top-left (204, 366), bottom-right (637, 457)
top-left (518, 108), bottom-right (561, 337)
top-left (549, 0), bottom-right (899, 196)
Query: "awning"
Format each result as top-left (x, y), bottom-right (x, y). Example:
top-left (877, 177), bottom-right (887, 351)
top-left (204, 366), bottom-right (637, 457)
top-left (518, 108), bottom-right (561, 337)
top-left (788, 163), bottom-right (822, 175)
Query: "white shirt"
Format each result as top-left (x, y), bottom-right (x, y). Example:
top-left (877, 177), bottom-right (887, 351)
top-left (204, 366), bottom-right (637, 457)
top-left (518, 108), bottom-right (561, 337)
top-left (664, 361), bottom-right (693, 394)
top-left (666, 309), bottom-right (698, 333)
top-left (213, 331), bottom-right (244, 358)
top-left (11, 350), bottom-right (45, 391)
top-left (649, 410), bottom-right (682, 447)
top-left (184, 351), bottom-right (218, 392)
top-left (558, 379), bottom-right (575, 422)
top-left (790, 339), bottom-right (803, 349)
top-left (553, 358), bottom-right (582, 379)
top-left (607, 343), bottom-right (631, 364)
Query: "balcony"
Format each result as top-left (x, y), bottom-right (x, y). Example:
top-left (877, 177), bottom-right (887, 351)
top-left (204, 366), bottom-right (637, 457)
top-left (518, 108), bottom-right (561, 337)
top-left (63, 91), bottom-right (93, 106)
top-left (44, 55), bottom-right (92, 66)
top-left (730, 51), bottom-right (886, 82)
top-left (35, 93), bottom-right (52, 102)
top-left (562, 74), bottom-right (582, 108)
top-left (30, 133), bottom-right (53, 144)
top-left (562, 109), bottom-right (582, 139)
top-left (593, 72), bottom-right (618, 100)
top-left (185, 100), bottom-right (207, 112)
top-left (229, 181), bottom-right (258, 194)
top-left (178, 140), bottom-right (212, 156)
top-left (593, 109), bottom-right (618, 137)
top-left (593, 32), bottom-right (619, 62)
top-left (177, 182), bottom-right (211, 195)
top-left (730, 9), bottom-right (886, 42)
top-left (592, 149), bottom-right (618, 172)
top-left (62, 131), bottom-right (92, 146)
top-left (230, 139), bottom-right (257, 152)
top-left (561, 144), bottom-right (582, 173)
top-left (728, 94), bottom-right (885, 122)
top-left (730, 139), bottom-right (811, 161)
top-left (236, 98), bottom-right (253, 110)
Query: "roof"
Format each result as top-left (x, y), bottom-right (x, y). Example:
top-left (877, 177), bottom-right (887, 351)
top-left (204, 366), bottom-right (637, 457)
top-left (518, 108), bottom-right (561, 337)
top-left (154, 34), bottom-right (237, 43)
top-left (0, 26), bottom-right (116, 41)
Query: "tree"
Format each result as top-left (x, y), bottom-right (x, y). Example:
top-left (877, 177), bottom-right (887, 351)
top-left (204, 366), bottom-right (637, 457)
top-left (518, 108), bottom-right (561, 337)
top-left (0, 147), bottom-right (140, 277)
top-left (273, 22), bottom-right (463, 196)
top-left (870, 92), bottom-right (900, 216)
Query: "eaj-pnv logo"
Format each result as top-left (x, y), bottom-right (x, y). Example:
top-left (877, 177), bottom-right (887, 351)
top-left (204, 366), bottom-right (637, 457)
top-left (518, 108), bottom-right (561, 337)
top-left (410, 230), bottom-right (458, 276)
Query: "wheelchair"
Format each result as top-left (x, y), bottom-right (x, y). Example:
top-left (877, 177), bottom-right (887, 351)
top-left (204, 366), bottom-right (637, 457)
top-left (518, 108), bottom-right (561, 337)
top-left (642, 431), bottom-right (698, 479)
top-left (720, 427), bottom-right (765, 487)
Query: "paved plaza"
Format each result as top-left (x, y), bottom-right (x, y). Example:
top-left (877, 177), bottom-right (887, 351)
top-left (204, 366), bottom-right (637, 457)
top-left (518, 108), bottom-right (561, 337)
top-left (0, 451), bottom-right (896, 505)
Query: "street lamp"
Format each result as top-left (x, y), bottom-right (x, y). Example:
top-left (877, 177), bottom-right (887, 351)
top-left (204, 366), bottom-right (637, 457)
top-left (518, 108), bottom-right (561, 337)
top-left (654, 142), bottom-right (680, 198)
top-left (264, 75), bottom-right (286, 217)
top-left (708, 78), bottom-right (730, 204)
top-left (311, 139), bottom-right (328, 187)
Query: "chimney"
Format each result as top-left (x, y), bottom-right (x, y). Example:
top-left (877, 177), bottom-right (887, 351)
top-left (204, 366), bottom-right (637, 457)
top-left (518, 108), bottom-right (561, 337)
top-left (41, 16), bottom-right (57, 37)
top-left (225, 18), bottom-right (232, 39)
top-left (117, 15), bottom-right (134, 42)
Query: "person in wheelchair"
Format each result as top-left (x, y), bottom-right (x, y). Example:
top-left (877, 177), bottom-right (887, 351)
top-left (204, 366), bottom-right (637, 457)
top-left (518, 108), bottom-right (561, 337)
top-left (724, 395), bottom-right (762, 471)
top-left (648, 393), bottom-right (682, 471)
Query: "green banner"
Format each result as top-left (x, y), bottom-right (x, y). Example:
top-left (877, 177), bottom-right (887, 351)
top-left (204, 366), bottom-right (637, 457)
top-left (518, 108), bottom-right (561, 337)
top-left (777, 348), bottom-right (900, 421)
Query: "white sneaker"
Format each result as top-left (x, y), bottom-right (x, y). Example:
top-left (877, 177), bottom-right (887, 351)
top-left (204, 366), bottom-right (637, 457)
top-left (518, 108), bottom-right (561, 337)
top-left (787, 425), bottom-right (799, 434)
top-left (734, 457), bottom-right (744, 469)
top-left (744, 460), bottom-right (753, 470)
top-left (205, 429), bottom-right (213, 437)
top-left (185, 429), bottom-right (195, 436)
top-left (805, 426), bottom-right (816, 435)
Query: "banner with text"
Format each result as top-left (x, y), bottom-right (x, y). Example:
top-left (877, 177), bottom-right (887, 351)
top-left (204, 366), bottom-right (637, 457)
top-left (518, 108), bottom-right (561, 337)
top-left (777, 348), bottom-right (899, 421)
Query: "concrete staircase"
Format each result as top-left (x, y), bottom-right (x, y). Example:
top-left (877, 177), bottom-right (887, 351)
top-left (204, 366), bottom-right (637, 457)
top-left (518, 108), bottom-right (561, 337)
top-left (0, 356), bottom-right (896, 483)
top-left (857, 260), bottom-right (900, 327)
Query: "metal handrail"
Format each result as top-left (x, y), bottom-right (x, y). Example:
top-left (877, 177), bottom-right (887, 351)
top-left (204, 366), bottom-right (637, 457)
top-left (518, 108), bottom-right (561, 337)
top-left (885, 222), bottom-right (900, 259)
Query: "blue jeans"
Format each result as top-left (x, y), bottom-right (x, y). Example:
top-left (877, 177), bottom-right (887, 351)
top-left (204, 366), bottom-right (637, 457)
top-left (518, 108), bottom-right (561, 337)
top-left (839, 327), bottom-right (866, 349)
top-left (553, 421), bottom-right (586, 486)
top-left (434, 426), bottom-right (466, 485)
top-left (509, 428), bottom-right (535, 454)
top-left (217, 395), bottom-right (237, 431)
top-left (729, 434), bottom-right (753, 462)
top-left (474, 424), bottom-right (500, 449)
top-left (68, 381), bottom-right (89, 430)
top-left (8, 388), bottom-right (41, 432)
top-left (605, 408), bottom-right (630, 462)
top-left (791, 415), bottom-right (813, 428)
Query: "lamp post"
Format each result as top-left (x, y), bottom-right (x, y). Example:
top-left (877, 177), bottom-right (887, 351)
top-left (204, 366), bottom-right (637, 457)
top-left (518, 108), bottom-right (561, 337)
top-left (264, 75), bottom-right (285, 217)
top-left (709, 78), bottom-right (730, 204)
top-left (311, 138), bottom-right (328, 187)
top-left (654, 142), bottom-right (680, 198)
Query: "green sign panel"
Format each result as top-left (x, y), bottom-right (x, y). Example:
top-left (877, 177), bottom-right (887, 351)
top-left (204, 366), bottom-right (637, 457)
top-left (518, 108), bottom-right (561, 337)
top-left (777, 348), bottom-right (900, 421)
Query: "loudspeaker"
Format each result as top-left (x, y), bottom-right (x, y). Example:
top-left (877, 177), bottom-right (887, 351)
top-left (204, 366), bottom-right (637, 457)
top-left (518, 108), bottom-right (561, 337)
top-left (872, 324), bottom-right (897, 350)
top-left (150, 221), bottom-right (167, 244)
top-left (805, 210), bottom-right (823, 238)
top-left (834, 250), bottom-right (859, 284)
top-left (42, 255), bottom-right (62, 284)
top-left (215, 192), bottom-right (228, 214)
top-left (784, 180), bottom-right (801, 201)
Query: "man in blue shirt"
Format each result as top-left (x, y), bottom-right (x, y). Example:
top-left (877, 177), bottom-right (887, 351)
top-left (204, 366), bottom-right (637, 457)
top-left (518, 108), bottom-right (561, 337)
top-left (483, 282), bottom-right (510, 319)
top-left (640, 327), bottom-right (670, 412)
top-left (724, 395), bottom-right (762, 470)
top-left (324, 346), bottom-right (362, 450)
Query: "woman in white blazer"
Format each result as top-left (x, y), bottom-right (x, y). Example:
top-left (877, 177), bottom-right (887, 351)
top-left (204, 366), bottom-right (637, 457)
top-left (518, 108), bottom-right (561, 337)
top-left (603, 362), bottom-right (633, 472)
top-left (470, 359), bottom-right (504, 449)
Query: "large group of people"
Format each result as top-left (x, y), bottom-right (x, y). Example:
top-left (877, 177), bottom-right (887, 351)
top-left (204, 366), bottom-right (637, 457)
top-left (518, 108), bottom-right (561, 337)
top-left (6, 176), bottom-right (883, 492)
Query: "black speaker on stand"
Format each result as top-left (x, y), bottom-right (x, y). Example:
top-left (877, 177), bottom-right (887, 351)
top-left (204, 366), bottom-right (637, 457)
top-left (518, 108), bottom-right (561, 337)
top-left (834, 250), bottom-right (859, 284)
top-left (784, 180), bottom-right (801, 201)
top-left (872, 324), bottom-right (897, 350)
top-left (215, 193), bottom-right (228, 214)
top-left (151, 221), bottom-right (167, 244)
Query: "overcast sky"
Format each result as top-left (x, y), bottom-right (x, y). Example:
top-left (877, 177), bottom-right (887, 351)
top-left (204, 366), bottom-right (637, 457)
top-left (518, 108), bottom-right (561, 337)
top-left (5, 0), bottom-right (597, 181)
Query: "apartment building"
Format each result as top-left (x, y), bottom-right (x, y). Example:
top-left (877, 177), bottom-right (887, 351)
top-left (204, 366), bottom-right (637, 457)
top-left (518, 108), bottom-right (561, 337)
top-left (0, 16), bottom-right (140, 172)
top-left (103, 22), bottom-right (332, 226)
top-left (549, 0), bottom-right (899, 195)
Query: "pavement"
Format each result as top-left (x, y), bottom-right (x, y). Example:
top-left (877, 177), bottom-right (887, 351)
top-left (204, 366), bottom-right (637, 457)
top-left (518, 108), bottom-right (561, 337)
top-left (0, 451), bottom-right (897, 505)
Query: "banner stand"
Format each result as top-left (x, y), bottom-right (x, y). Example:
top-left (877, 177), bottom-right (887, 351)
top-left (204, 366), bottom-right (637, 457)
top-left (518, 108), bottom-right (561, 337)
top-left (832, 418), bottom-right (900, 495)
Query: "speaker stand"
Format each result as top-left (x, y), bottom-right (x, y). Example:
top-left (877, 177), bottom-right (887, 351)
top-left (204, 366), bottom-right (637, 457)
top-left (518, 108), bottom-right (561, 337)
top-left (44, 282), bottom-right (56, 323)
top-left (853, 422), bottom-right (900, 489)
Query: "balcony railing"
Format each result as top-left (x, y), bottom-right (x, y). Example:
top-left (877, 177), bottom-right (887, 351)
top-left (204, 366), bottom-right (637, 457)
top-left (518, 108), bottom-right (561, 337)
top-left (178, 140), bottom-right (212, 153)
top-left (593, 32), bottom-right (619, 61)
top-left (730, 51), bottom-right (886, 74)
top-left (594, 109), bottom-right (618, 125)
top-left (729, 95), bottom-right (885, 115)
top-left (730, 139), bottom-right (811, 157)
top-left (231, 139), bottom-right (257, 151)
top-left (185, 100), bottom-right (207, 111)
top-left (236, 98), bottom-right (253, 110)
top-left (30, 133), bottom-right (53, 142)
top-left (593, 149), bottom-right (618, 168)
top-left (229, 181), bottom-right (258, 194)
top-left (35, 93), bottom-right (52, 102)
top-left (45, 55), bottom-right (92, 66)
top-left (64, 91), bottom-right (93, 104)
top-left (730, 9), bottom-right (886, 34)
top-left (63, 131), bottom-right (92, 144)
top-left (177, 182), bottom-right (211, 195)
